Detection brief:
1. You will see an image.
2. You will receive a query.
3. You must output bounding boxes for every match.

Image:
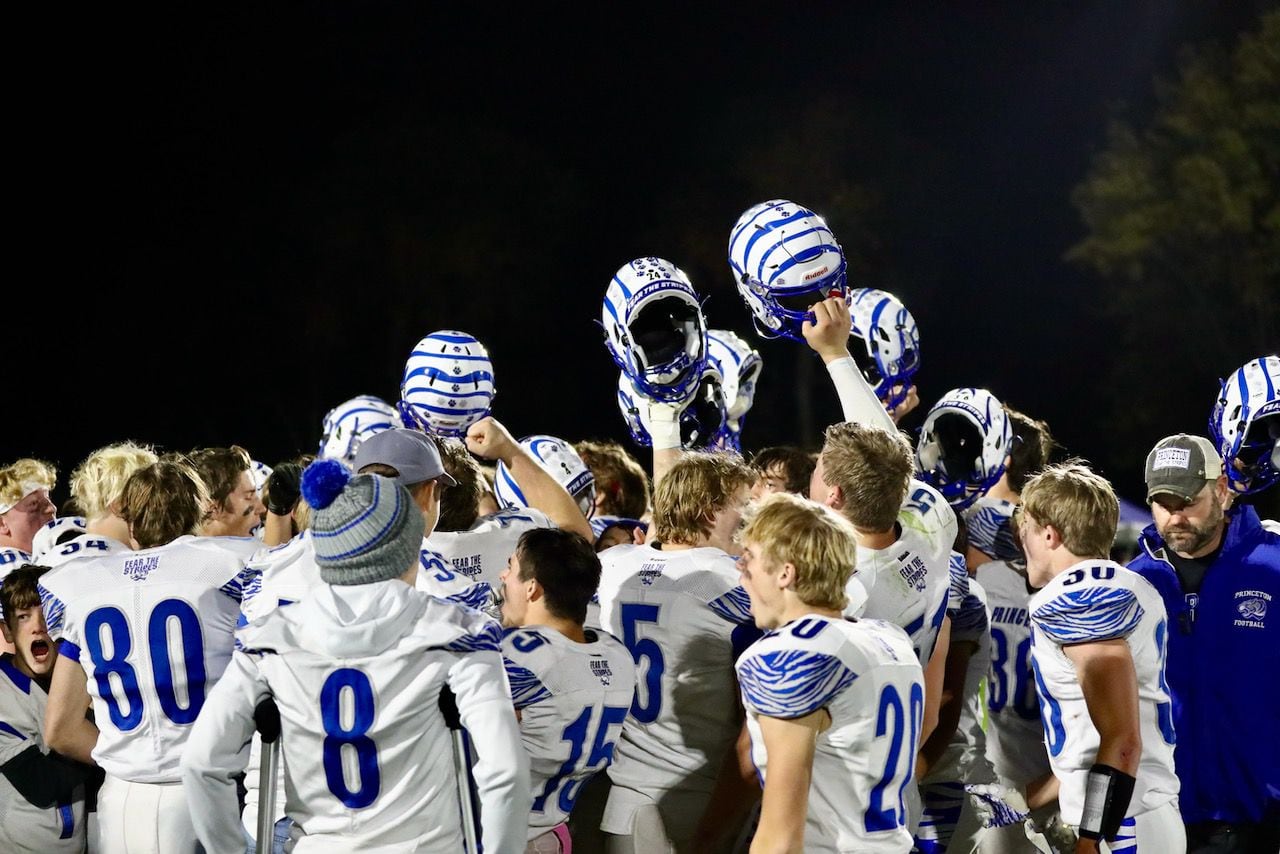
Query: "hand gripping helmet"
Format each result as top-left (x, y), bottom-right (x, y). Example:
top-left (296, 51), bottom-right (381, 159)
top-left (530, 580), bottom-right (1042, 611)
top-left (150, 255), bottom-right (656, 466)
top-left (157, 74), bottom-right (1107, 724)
top-left (848, 287), bottom-right (921, 411)
top-left (400, 331), bottom-right (497, 438)
top-left (602, 257), bottom-right (708, 403)
top-left (494, 435), bottom-right (596, 518)
top-left (706, 329), bottom-right (763, 441)
top-left (318, 395), bottom-right (399, 466)
top-left (728, 199), bottom-right (848, 341)
top-left (616, 364), bottom-right (729, 450)
top-left (916, 388), bottom-right (1012, 509)
top-left (1210, 354), bottom-right (1280, 494)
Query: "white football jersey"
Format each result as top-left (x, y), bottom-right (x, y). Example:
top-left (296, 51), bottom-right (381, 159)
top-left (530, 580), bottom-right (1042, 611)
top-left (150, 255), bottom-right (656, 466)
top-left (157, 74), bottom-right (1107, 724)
top-left (415, 544), bottom-right (494, 612)
top-left (230, 584), bottom-right (514, 850)
top-left (38, 535), bottom-right (253, 782)
top-left (0, 547), bottom-right (31, 580)
top-left (203, 535), bottom-right (267, 563)
top-left (504, 626), bottom-right (637, 838)
top-left (37, 534), bottom-right (130, 573)
top-left (427, 508), bottom-right (553, 588)
top-left (737, 615), bottom-right (924, 854)
top-left (0, 656), bottom-right (86, 853)
top-left (853, 481), bottom-right (955, 661)
top-left (594, 544), bottom-right (755, 805)
top-left (976, 558), bottom-right (1049, 787)
top-left (1028, 561), bottom-right (1179, 825)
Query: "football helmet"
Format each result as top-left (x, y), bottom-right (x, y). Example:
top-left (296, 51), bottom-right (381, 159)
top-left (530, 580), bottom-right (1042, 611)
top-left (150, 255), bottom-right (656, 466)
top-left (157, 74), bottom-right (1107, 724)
top-left (1210, 354), bottom-right (1280, 494)
top-left (602, 257), bottom-right (707, 402)
top-left (494, 435), bottom-right (596, 518)
top-left (848, 287), bottom-right (920, 410)
top-left (318, 395), bottom-right (398, 465)
top-left (916, 388), bottom-right (1012, 509)
top-left (400, 331), bottom-right (497, 437)
top-left (728, 199), bottom-right (848, 341)
top-left (249, 460), bottom-right (273, 497)
top-left (30, 515), bottom-right (88, 563)
top-left (706, 329), bottom-right (763, 443)
top-left (616, 363), bottom-right (729, 450)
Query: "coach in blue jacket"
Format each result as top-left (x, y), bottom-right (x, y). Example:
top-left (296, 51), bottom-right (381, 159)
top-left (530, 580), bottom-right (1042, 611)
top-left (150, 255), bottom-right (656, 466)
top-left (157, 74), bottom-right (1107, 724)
top-left (1129, 434), bottom-right (1280, 854)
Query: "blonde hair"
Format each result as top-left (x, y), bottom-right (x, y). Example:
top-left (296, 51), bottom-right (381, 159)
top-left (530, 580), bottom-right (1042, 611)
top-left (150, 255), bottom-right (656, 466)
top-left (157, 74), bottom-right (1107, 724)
top-left (820, 422), bottom-right (912, 531)
top-left (741, 492), bottom-right (857, 610)
top-left (71, 442), bottom-right (159, 519)
top-left (652, 452), bottom-right (755, 545)
top-left (1021, 461), bottom-right (1118, 559)
top-left (0, 459), bottom-right (56, 511)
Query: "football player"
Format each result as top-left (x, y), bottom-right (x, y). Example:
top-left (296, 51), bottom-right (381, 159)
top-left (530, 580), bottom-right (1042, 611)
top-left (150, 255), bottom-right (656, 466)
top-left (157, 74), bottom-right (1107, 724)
top-left (0, 459), bottom-right (57, 582)
top-left (499, 527), bottom-right (637, 852)
top-left (1020, 463), bottom-right (1183, 852)
top-left (186, 445), bottom-right (268, 558)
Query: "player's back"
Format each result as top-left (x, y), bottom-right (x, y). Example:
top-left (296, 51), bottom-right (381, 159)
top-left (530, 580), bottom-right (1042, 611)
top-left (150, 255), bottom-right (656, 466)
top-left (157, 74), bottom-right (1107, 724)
top-left (976, 558), bottom-right (1048, 787)
top-left (37, 534), bottom-right (130, 573)
top-left (427, 507), bottom-right (552, 587)
top-left (503, 625), bottom-right (637, 838)
top-left (39, 535), bottom-right (252, 781)
top-left (856, 481), bottom-right (955, 660)
top-left (416, 544), bottom-right (494, 612)
top-left (595, 543), bottom-right (753, 799)
top-left (1028, 561), bottom-right (1178, 824)
top-left (737, 615), bottom-right (924, 854)
top-left (241, 582), bottom-right (504, 850)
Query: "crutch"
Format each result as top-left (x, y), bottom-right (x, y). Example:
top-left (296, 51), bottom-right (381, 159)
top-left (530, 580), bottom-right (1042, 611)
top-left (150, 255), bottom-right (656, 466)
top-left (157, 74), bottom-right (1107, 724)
top-left (439, 685), bottom-right (480, 854)
top-left (254, 697), bottom-right (283, 854)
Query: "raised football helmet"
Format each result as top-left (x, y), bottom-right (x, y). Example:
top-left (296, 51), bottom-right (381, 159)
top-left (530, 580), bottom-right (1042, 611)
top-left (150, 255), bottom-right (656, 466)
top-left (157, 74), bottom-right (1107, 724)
top-left (616, 363), bottom-right (729, 450)
top-left (602, 257), bottom-right (707, 403)
top-left (1210, 354), bottom-right (1280, 494)
top-left (848, 287), bottom-right (920, 411)
top-left (318, 395), bottom-right (399, 465)
top-left (400, 331), bottom-right (496, 438)
top-left (729, 199), bottom-right (848, 341)
top-left (916, 388), bottom-right (1012, 509)
top-left (706, 329), bottom-right (763, 445)
top-left (494, 435), bottom-right (596, 518)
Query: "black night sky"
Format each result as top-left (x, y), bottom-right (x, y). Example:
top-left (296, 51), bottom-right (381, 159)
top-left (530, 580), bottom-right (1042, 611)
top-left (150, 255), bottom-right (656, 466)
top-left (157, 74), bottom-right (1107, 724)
top-left (15, 3), bottom-right (1277, 509)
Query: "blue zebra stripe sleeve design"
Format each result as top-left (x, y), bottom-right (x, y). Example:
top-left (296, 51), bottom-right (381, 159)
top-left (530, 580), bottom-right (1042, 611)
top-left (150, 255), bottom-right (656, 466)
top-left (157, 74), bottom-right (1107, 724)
top-left (446, 583), bottom-right (493, 612)
top-left (947, 553), bottom-right (970, 610)
top-left (38, 585), bottom-right (66, 635)
top-left (967, 504), bottom-right (1020, 562)
top-left (950, 592), bottom-right (990, 641)
top-left (443, 618), bottom-right (504, 654)
top-left (1032, 588), bottom-right (1145, 645)
top-left (503, 658), bottom-right (553, 708)
top-left (737, 649), bottom-right (858, 718)
top-left (218, 567), bottom-right (262, 604)
top-left (707, 586), bottom-right (753, 625)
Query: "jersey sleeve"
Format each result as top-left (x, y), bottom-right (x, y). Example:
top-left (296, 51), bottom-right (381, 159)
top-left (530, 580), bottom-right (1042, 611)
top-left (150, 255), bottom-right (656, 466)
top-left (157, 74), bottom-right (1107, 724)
top-left (217, 566), bottom-right (262, 605)
top-left (37, 581), bottom-right (68, 639)
top-left (965, 501), bottom-right (1020, 562)
top-left (736, 645), bottom-right (859, 719)
top-left (501, 656), bottom-right (552, 709)
top-left (947, 552), bottom-right (970, 611)
top-left (707, 585), bottom-right (754, 626)
top-left (1031, 586), bottom-right (1145, 645)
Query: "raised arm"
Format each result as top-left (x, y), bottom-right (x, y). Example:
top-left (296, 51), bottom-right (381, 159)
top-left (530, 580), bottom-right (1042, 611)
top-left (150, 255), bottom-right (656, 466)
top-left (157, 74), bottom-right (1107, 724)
top-left (466, 416), bottom-right (594, 541)
top-left (802, 296), bottom-right (896, 433)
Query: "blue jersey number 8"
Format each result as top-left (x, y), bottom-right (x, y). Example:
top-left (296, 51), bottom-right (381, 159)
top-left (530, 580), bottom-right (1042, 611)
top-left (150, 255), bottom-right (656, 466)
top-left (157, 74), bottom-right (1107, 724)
top-left (320, 668), bottom-right (381, 809)
top-left (84, 600), bottom-right (207, 731)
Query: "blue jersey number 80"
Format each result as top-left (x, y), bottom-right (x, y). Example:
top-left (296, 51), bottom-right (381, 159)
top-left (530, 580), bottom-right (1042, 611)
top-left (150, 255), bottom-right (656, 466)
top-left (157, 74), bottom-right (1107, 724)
top-left (84, 600), bottom-right (208, 730)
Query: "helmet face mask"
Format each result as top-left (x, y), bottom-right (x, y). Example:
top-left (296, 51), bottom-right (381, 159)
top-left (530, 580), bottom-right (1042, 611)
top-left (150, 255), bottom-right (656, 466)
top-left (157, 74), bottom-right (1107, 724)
top-left (1210, 355), bottom-right (1280, 494)
top-left (319, 395), bottom-right (399, 465)
top-left (916, 388), bottom-right (1012, 509)
top-left (603, 257), bottom-right (708, 402)
top-left (848, 288), bottom-right (921, 410)
top-left (400, 331), bottom-right (496, 438)
top-left (729, 199), bottom-right (849, 342)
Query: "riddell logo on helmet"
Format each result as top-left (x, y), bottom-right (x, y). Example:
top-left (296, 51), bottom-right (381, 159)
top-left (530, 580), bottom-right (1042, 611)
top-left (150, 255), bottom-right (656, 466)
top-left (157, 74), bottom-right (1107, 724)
top-left (803, 266), bottom-right (829, 282)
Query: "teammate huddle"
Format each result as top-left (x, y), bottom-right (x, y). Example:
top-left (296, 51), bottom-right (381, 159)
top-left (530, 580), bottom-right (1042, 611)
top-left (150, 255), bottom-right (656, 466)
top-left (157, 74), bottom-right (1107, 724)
top-left (0, 198), bottom-right (1276, 854)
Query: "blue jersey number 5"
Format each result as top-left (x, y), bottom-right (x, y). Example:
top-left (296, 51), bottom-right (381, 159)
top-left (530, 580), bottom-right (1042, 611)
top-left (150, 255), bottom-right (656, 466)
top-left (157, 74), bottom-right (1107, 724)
top-left (620, 603), bottom-right (664, 723)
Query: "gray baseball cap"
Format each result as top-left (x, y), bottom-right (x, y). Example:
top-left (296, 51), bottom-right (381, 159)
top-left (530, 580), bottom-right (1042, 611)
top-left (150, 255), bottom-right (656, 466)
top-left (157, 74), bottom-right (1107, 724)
top-left (351, 428), bottom-right (458, 488)
top-left (1144, 434), bottom-right (1223, 503)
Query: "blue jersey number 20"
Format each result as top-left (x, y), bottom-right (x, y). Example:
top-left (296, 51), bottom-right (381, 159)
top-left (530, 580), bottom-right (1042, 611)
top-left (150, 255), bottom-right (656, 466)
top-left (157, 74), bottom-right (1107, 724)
top-left (865, 681), bottom-right (924, 833)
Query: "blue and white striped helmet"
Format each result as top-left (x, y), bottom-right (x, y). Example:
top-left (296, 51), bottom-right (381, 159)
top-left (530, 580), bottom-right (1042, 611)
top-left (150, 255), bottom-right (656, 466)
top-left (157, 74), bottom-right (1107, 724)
top-left (318, 395), bottom-right (398, 465)
top-left (494, 435), bottom-right (596, 518)
top-left (400, 331), bottom-right (497, 438)
top-left (916, 388), bottom-right (1012, 509)
top-left (30, 515), bottom-right (88, 563)
top-left (602, 257), bottom-right (708, 403)
top-left (729, 199), bottom-right (848, 341)
top-left (706, 329), bottom-right (763, 443)
top-left (848, 288), bottom-right (921, 411)
top-left (1210, 354), bottom-right (1280, 494)
top-left (249, 460), bottom-right (273, 496)
top-left (616, 363), bottom-right (729, 450)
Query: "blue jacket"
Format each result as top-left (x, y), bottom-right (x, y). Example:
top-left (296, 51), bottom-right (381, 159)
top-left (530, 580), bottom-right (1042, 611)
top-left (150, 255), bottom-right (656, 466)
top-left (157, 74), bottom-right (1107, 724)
top-left (1128, 504), bottom-right (1280, 824)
